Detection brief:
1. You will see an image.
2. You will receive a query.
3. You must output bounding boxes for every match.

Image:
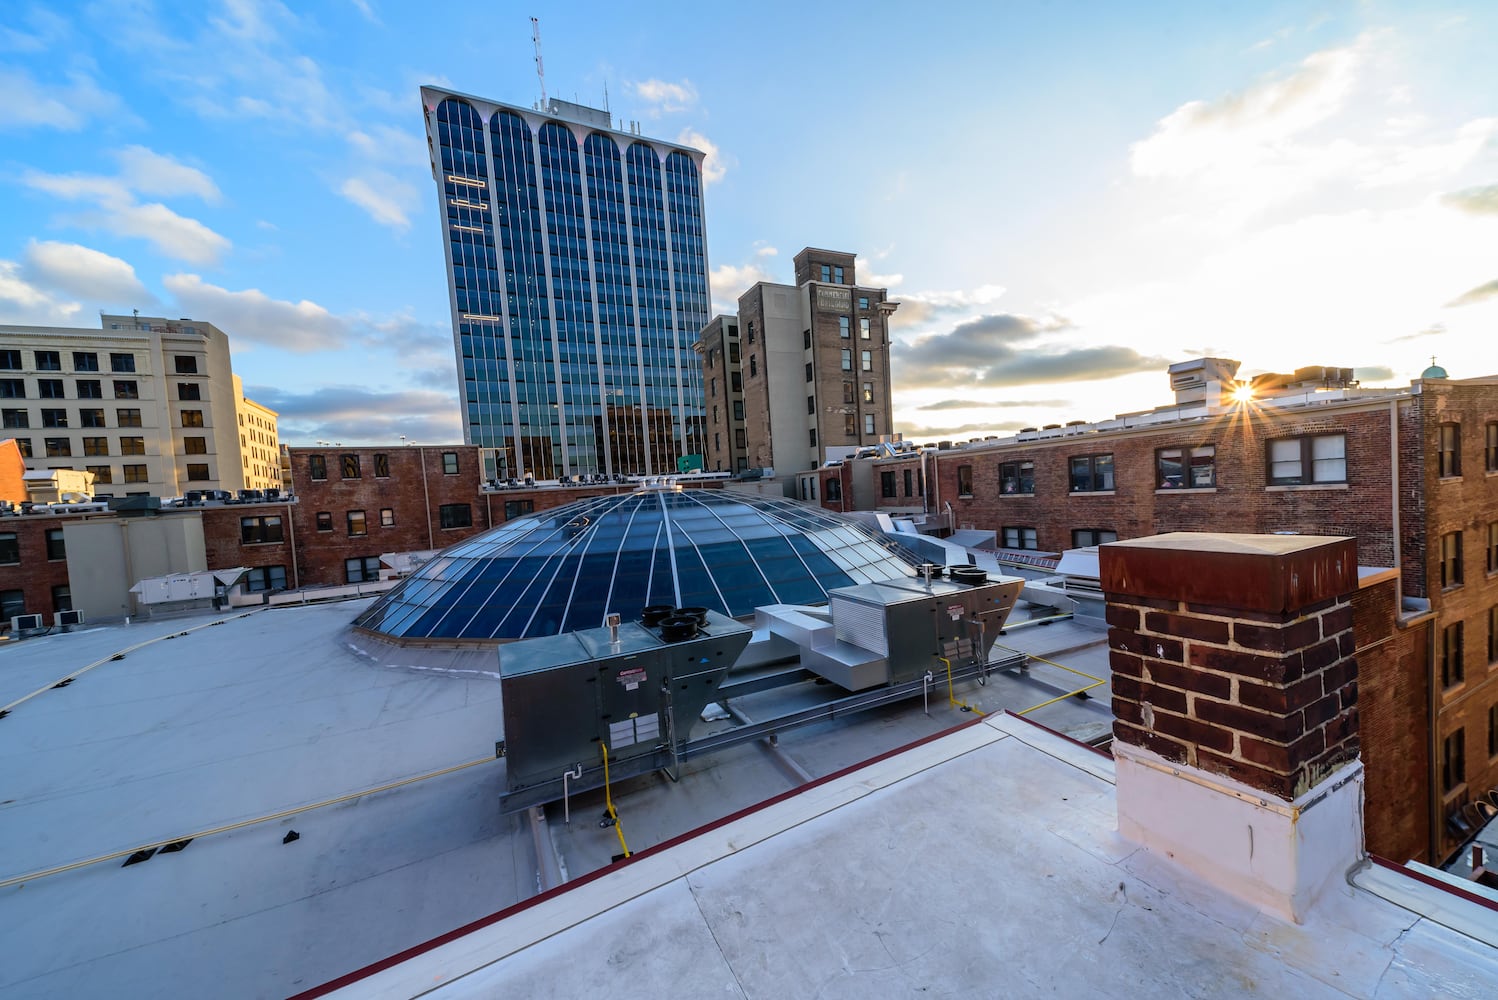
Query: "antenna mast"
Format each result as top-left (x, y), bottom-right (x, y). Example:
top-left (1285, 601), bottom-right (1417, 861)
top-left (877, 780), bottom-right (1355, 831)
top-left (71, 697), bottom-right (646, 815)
top-left (530, 16), bottom-right (547, 108)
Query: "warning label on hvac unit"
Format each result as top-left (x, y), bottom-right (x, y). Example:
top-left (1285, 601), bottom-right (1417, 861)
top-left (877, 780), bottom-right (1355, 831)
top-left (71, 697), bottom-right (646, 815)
top-left (947, 604), bottom-right (964, 620)
top-left (617, 667), bottom-right (647, 691)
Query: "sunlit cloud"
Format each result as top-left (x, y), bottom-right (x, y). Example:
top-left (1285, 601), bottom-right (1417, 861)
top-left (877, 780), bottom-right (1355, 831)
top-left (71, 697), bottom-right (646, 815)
top-left (677, 128), bottom-right (726, 185)
top-left (631, 78), bottom-right (698, 113)
top-left (21, 240), bottom-right (152, 304)
top-left (0, 66), bottom-right (125, 130)
top-left (163, 273), bottom-right (348, 352)
top-left (339, 172), bottom-right (419, 230)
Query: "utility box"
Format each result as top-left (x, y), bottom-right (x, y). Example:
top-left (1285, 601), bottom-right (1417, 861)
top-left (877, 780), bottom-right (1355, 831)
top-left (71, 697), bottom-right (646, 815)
top-left (827, 576), bottom-right (1023, 685)
top-left (499, 611), bottom-right (752, 801)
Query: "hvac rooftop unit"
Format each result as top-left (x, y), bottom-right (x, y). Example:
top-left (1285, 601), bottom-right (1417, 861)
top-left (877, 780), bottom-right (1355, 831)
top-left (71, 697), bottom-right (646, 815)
top-left (11, 613), bottom-right (44, 632)
top-left (55, 609), bottom-right (84, 627)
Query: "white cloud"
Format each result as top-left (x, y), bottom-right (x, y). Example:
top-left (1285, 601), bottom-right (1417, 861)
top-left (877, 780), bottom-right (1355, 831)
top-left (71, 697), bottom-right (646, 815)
top-left (347, 124), bottom-right (428, 167)
top-left (114, 145), bottom-right (221, 202)
top-left (710, 260), bottom-right (776, 314)
top-left (893, 284), bottom-right (1008, 328)
top-left (21, 155), bottom-right (231, 265)
top-left (677, 128), bottom-right (726, 185)
top-left (350, 0), bottom-right (381, 25)
top-left (753, 243), bottom-right (778, 258)
top-left (339, 172), bottom-right (419, 230)
top-left (855, 255), bottom-right (905, 289)
top-left (0, 66), bottom-right (125, 130)
top-left (0, 260), bottom-right (82, 325)
top-left (163, 273), bottom-right (348, 352)
top-left (21, 241), bottom-right (151, 304)
top-left (632, 79), bottom-right (698, 113)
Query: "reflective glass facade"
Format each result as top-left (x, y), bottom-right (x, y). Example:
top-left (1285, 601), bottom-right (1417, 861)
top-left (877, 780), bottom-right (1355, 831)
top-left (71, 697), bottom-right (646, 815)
top-left (425, 88), bottom-right (709, 480)
top-left (354, 489), bottom-right (920, 641)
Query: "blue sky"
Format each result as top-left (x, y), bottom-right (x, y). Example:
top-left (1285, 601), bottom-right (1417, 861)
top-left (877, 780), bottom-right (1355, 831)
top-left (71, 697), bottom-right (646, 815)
top-left (2, 1), bottom-right (1495, 445)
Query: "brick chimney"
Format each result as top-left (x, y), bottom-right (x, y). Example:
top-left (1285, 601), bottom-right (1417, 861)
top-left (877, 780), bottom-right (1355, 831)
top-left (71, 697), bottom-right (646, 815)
top-left (1100, 532), bottom-right (1363, 923)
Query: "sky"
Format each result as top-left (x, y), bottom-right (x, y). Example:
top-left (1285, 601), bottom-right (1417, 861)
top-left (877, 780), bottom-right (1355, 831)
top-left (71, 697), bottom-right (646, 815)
top-left (1, 1), bottom-right (1495, 446)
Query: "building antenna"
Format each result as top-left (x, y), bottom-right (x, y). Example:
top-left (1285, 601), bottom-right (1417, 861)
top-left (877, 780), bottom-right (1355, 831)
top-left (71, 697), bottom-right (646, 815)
top-left (603, 80), bottom-right (610, 112)
top-left (530, 16), bottom-right (547, 107)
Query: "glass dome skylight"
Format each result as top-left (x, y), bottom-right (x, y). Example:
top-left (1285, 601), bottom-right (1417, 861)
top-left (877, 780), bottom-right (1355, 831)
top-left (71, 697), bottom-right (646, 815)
top-left (353, 488), bottom-right (919, 642)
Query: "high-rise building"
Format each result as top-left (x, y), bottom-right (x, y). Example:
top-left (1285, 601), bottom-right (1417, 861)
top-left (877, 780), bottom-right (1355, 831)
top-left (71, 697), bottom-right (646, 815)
top-left (722, 249), bottom-right (899, 475)
top-left (0, 315), bottom-right (278, 498)
top-left (420, 86), bottom-right (712, 480)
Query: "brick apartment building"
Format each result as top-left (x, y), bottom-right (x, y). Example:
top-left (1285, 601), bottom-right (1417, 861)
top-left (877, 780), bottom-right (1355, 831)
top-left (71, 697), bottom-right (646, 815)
top-left (817, 358), bottom-right (1497, 865)
top-left (710, 249), bottom-right (899, 476)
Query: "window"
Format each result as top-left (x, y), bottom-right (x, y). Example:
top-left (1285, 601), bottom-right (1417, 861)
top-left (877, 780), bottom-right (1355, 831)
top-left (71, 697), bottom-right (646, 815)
top-left (45, 438), bottom-right (71, 457)
top-left (844, 414), bottom-right (856, 436)
top-left (1438, 423), bottom-right (1461, 477)
top-left (122, 464), bottom-right (148, 483)
top-left (809, 429), bottom-right (818, 447)
top-left (174, 355), bottom-right (198, 374)
top-left (38, 378), bottom-right (64, 398)
top-left (803, 328), bottom-right (811, 349)
top-left (110, 353), bottom-right (136, 372)
top-left (83, 437), bottom-right (108, 456)
top-left (1489, 521), bottom-right (1498, 574)
top-left (826, 477), bottom-right (842, 501)
top-left (504, 499), bottom-right (534, 520)
top-left (240, 515), bottom-right (284, 544)
top-left (245, 565), bottom-right (287, 592)
top-left (374, 453), bottom-right (390, 478)
top-left (1268, 434), bottom-right (1345, 485)
top-left (316, 511), bottom-right (333, 532)
top-left (1070, 454), bottom-right (1115, 492)
top-left (820, 264), bottom-right (831, 282)
top-left (862, 382), bottom-right (873, 403)
top-left (52, 584), bottom-right (71, 613)
top-left (957, 464), bottom-right (974, 497)
top-left (834, 266), bottom-right (844, 283)
top-left (114, 380), bottom-right (138, 399)
top-left (839, 316), bottom-right (850, 339)
top-left (1441, 622), bottom-right (1465, 688)
top-left (808, 395), bottom-right (816, 415)
top-left (805, 362), bottom-right (814, 382)
top-left (309, 455), bottom-right (327, 480)
top-left (181, 409), bottom-right (204, 428)
top-left (0, 589), bottom-right (24, 619)
top-left (1441, 531), bottom-right (1463, 588)
top-left (860, 318), bottom-right (870, 340)
top-left (1442, 729), bottom-right (1465, 793)
top-left (1487, 422), bottom-right (1498, 473)
top-left (380, 508), bottom-right (395, 527)
top-left (116, 407), bottom-right (141, 426)
top-left (1, 409), bottom-right (27, 428)
top-left (186, 463), bottom-right (210, 481)
top-left (1157, 445), bottom-right (1216, 489)
top-left (77, 380), bottom-right (102, 399)
top-left (859, 296), bottom-right (870, 310)
top-left (440, 503), bottom-right (472, 529)
top-left (347, 510), bottom-right (367, 536)
top-left (730, 372), bottom-right (742, 392)
top-left (749, 354), bottom-right (758, 377)
top-left (86, 465), bottom-right (112, 484)
top-left (73, 351), bottom-right (98, 372)
top-left (0, 378), bottom-right (22, 398)
top-left (713, 432), bottom-right (721, 452)
top-left (35, 350), bottom-right (60, 371)
top-left (1000, 460), bottom-right (1035, 495)
top-left (710, 377), bottom-right (717, 397)
top-left (864, 414), bottom-right (875, 435)
top-left (840, 382), bottom-right (855, 406)
top-left (442, 452), bottom-right (459, 475)
top-left (184, 436), bottom-right (207, 454)
top-left (0, 532), bottom-right (16, 564)
top-left (1003, 526), bottom-right (1039, 550)
top-left (1489, 606), bottom-right (1498, 665)
top-left (345, 556), bottom-right (382, 583)
top-left (41, 409), bottom-right (67, 428)
top-left (1072, 529), bottom-right (1119, 547)
top-left (14, 438), bottom-right (30, 458)
top-left (0, 350), bottom-right (19, 369)
top-left (904, 468), bottom-right (913, 497)
top-left (860, 351), bottom-right (872, 371)
top-left (178, 382), bottom-right (201, 400)
top-left (840, 349), bottom-right (852, 372)
top-left (881, 470), bottom-right (897, 498)
top-left (119, 436), bottom-right (145, 455)
top-left (747, 321), bottom-right (756, 343)
top-left (735, 429), bottom-right (747, 449)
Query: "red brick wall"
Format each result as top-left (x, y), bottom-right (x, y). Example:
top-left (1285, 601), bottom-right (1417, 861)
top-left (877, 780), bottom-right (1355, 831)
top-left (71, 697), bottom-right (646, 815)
top-left (201, 504), bottom-right (297, 583)
top-left (0, 515), bottom-right (74, 622)
top-left (922, 404), bottom-right (1401, 564)
top-left (1352, 575), bottom-right (1433, 862)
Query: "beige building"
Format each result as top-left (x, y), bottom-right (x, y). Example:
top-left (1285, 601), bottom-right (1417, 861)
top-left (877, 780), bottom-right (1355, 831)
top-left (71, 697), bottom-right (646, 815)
top-left (723, 249), bottom-right (899, 476)
top-left (697, 316), bottom-right (749, 473)
top-left (0, 315), bottom-right (277, 498)
top-left (233, 375), bottom-right (282, 491)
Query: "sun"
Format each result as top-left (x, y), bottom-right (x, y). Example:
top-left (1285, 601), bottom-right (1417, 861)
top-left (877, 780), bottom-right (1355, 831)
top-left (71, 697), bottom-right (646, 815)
top-left (1231, 383), bottom-right (1254, 403)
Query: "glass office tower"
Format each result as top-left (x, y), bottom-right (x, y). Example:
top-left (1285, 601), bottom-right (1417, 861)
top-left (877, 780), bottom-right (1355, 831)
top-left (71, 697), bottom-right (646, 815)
top-left (421, 86), bottom-right (710, 480)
